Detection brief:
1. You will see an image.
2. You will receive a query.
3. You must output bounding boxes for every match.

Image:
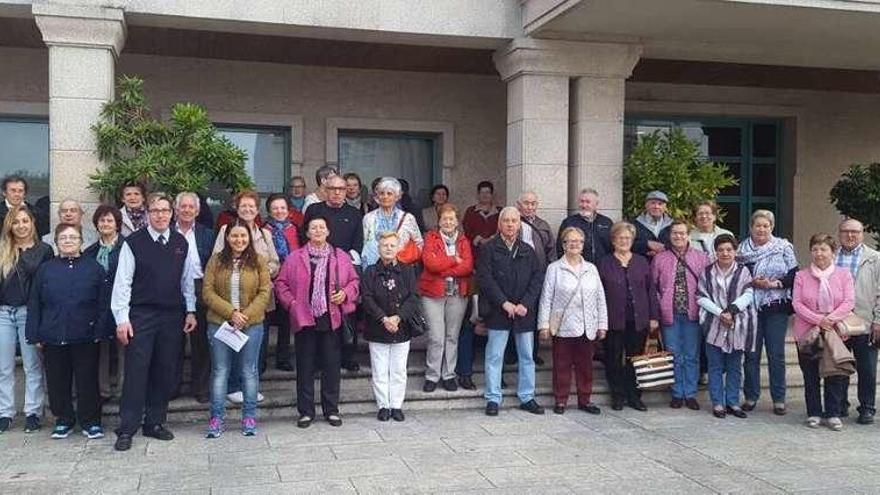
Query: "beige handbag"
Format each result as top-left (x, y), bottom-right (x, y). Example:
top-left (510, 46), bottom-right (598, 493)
top-left (836, 312), bottom-right (869, 337)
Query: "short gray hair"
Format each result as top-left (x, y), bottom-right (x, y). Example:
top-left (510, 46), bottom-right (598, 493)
top-left (579, 188), bottom-right (599, 198)
top-left (57, 198), bottom-right (82, 214)
top-left (518, 191), bottom-right (538, 203)
top-left (497, 206), bottom-right (521, 228)
top-left (174, 191), bottom-right (201, 212)
top-left (375, 177), bottom-right (402, 198)
top-left (750, 209), bottom-right (775, 228)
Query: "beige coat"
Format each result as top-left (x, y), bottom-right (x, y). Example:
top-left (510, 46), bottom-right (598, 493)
top-left (851, 245), bottom-right (880, 327)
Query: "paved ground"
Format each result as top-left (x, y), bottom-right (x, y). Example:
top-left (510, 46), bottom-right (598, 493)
top-left (1, 398), bottom-right (880, 494)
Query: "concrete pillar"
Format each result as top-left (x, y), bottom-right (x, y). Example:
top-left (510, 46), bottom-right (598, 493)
top-left (495, 39), bottom-right (640, 229)
top-left (34, 4), bottom-right (126, 224)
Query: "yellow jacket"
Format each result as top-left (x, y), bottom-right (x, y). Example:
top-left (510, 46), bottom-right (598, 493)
top-left (202, 253), bottom-right (272, 326)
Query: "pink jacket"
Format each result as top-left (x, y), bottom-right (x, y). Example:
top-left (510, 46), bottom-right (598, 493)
top-left (274, 246), bottom-right (359, 333)
top-left (651, 247), bottom-right (710, 326)
top-left (792, 267), bottom-right (854, 340)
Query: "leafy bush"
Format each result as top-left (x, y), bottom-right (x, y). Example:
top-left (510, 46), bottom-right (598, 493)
top-left (830, 163), bottom-right (880, 238)
top-left (623, 128), bottom-right (737, 220)
top-left (89, 76), bottom-right (253, 201)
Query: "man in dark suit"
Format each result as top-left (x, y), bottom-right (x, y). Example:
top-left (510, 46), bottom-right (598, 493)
top-left (172, 192), bottom-right (215, 403)
top-left (0, 175), bottom-right (48, 236)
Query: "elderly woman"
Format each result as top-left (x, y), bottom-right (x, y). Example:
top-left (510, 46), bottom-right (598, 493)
top-left (26, 224), bottom-right (110, 439)
top-left (421, 184), bottom-right (450, 232)
top-left (84, 205), bottom-right (125, 400)
top-left (361, 232), bottom-right (420, 421)
top-left (275, 216), bottom-right (359, 428)
top-left (689, 201), bottom-right (734, 260)
top-left (0, 206), bottom-right (53, 434)
top-left (652, 220), bottom-right (710, 410)
top-left (419, 203), bottom-right (473, 392)
top-left (598, 221), bottom-right (658, 411)
top-left (119, 182), bottom-right (147, 237)
top-left (478, 207), bottom-right (544, 416)
top-left (736, 209), bottom-right (798, 415)
top-left (203, 224), bottom-right (272, 438)
top-left (697, 234), bottom-right (757, 419)
top-left (264, 193), bottom-right (300, 372)
top-left (792, 233), bottom-right (854, 430)
top-left (361, 177), bottom-right (423, 267)
top-left (538, 227), bottom-right (608, 415)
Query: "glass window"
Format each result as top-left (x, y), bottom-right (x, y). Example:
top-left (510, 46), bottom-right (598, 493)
top-left (752, 163), bottom-right (777, 197)
top-left (703, 127), bottom-right (742, 157)
top-left (0, 119), bottom-right (49, 205)
top-left (338, 131), bottom-right (437, 208)
top-left (214, 125), bottom-right (290, 218)
top-left (753, 124), bottom-right (777, 158)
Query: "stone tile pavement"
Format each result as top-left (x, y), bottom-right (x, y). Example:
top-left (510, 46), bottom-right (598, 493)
top-left (1, 400), bottom-right (880, 494)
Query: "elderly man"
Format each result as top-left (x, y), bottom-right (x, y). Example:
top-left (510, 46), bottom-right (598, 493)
top-left (302, 165), bottom-right (339, 213)
top-left (555, 188), bottom-right (613, 263)
top-left (836, 218), bottom-right (880, 425)
top-left (42, 199), bottom-right (98, 252)
top-left (478, 207), bottom-right (545, 416)
top-left (1, 175), bottom-right (48, 236)
top-left (515, 192), bottom-right (556, 366)
top-left (633, 190), bottom-right (673, 258)
top-left (288, 175), bottom-right (308, 213)
top-left (112, 194), bottom-right (198, 451)
top-left (172, 192), bottom-right (215, 403)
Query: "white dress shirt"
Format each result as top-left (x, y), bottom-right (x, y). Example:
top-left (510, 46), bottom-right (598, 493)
top-left (111, 225), bottom-right (198, 325)
top-left (175, 222), bottom-right (205, 280)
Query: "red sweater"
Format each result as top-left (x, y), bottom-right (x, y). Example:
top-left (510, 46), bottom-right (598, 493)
top-left (418, 230), bottom-right (475, 298)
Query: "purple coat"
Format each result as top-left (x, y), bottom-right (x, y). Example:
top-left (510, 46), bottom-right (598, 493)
top-left (597, 254), bottom-right (659, 332)
top-left (651, 247), bottom-right (710, 326)
top-left (274, 246), bottom-right (359, 332)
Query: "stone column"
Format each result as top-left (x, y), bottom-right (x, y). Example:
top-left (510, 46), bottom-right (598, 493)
top-left (34, 4), bottom-right (126, 225)
top-left (569, 43), bottom-right (641, 221)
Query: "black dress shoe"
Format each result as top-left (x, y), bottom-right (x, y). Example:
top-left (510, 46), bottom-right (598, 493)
top-left (712, 408), bottom-right (726, 419)
top-left (442, 379), bottom-right (458, 392)
top-left (685, 398), bottom-right (701, 411)
top-left (423, 380), bottom-right (437, 393)
top-left (114, 433), bottom-right (133, 451)
top-left (341, 360), bottom-right (360, 372)
top-left (326, 414), bottom-right (343, 427)
top-left (740, 401), bottom-right (756, 412)
top-left (500, 378), bottom-right (508, 389)
top-left (857, 412), bottom-right (875, 425)
top-left (726, 406), bottom-right (747, 419)
top-left (670, 398), bottom-right (684, 409)
top-left (142, 424), bottom-right (174, 441)
top-left (628, 398), bottom-right (648, 412)
top-left (297, 416), bottom-right (313, 429)
top-left (195, 394), bottom-right (210, 404)
top-left (458, 376), bottom-right (476, 390)
top-left (276, 361), bottom-right (295, 372)
top-left (773, 405), bottom-right (787, 416)
top-left (377, 408), bottom-right (391, 422)
top-left (391, 409), bottom-right (405, 422)
top-left (485, 402), bottom-right (499, 416)
top-left (611, 398), bottom-right (624, 411)
top-left (520, 399), bottom-right (545, 415)
top-left (553, 404), bottom-right (565, 415)
top-left (578, 403), bottom-right (601, 415)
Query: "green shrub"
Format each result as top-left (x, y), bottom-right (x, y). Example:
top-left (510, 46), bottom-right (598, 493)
top-left (830, 162), bottom-right (880, 239)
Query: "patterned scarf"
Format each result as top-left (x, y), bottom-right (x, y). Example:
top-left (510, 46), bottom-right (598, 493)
top-left (95, 238), bottom-right (116, 271)
top-left (811, 263), bottom-right (836, 314)
top-left (267, 219), bottom-right (291, 261)
top-left (126, 206), bottom-right (146, 231)
top-left (307, 242), bottom-right (332, 318)
top-left (440, 229), bottom-right (458, 256)
top-left (736, 235), bottom-right (798, 308)
top-left (698, 262), bottom-right (757, 353)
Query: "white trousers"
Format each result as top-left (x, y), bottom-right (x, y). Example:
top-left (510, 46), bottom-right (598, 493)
top-left (369, 341), bottom-right (410, 409)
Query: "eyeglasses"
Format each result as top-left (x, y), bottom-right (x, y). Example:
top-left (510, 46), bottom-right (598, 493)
top-left (326, 187), bottom-right (346, 192)
top-left (148, 208), bottom-right (172, 215)
top-left (57, 235), bottom-right (81, 242)
top-left (840, 230), bottom-right (863, 234)
top-left (59, 208), bottom-right (80, 214)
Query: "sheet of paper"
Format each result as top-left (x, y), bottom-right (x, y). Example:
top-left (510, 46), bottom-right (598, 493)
top-left (213, 321), bottom-right (249, 352)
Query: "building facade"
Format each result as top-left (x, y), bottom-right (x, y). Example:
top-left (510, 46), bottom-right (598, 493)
top-left (2, 0), bottom-right (879, 253)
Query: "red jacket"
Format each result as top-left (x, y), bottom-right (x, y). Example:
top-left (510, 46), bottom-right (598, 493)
top-left (418, 230), bottom-right (474, 298)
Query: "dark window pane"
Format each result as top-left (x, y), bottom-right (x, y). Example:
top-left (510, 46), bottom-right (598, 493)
top-left (718, 201), bottom-right (742, 238)
top-left (752, 163), bottom-right (777, 197)
top-left (0, 120), bottom-right (49, 204)
top-left (704, 127), bottom-right (741, 156)
top-left (753, 124), bottom-right (777, 158)
top-left (719, 161), bottom-right (741, 196)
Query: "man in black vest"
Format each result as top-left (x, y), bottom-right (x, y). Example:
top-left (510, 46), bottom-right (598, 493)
top-left (111, 194), bottom-right (198, 451)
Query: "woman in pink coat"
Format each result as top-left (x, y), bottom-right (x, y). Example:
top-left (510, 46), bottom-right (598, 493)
top-left (275, 216), bottom-right (359, 429)
top-left (792, 233), bottom-right (854, 431)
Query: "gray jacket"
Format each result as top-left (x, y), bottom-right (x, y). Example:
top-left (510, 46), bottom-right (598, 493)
top-left (852, 245), bottom-right (880, 326)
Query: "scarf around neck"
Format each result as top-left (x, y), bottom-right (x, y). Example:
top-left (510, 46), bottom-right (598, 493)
top-left (126, 206), bottom-right (146, 231)
top-left (810, 263), bottom-right (836, 314)
top-left (267, 218), bottom-right (292, 261)
top-left (440, 229), bottom-right (458, 256)
top-left (307, 242), bottom-right (332, 318)
top-left (737, 235), bottom-right (796, 308)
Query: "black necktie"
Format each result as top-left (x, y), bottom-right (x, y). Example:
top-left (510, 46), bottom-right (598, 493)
top-left (158, 234), bottom-right (166, 246)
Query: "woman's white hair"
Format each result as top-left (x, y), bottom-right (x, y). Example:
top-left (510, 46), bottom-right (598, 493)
top-left (497, 206), bottom-right (521, 229)
top-left (376, 177), bottom-right (402, 198)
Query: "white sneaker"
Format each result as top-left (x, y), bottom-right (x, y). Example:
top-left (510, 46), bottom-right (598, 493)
top-left (805, 416), bottom-right (821, 428)
top-left (226, 391), bottom-right (264, 404)
top-left (826, 417), bottom-right (843, 431)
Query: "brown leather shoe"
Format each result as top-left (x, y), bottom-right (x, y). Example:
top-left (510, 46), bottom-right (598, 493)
top-left (670, 398), bottom-right (684, 409)
top-left (685, 398), bottom-right (701, 411)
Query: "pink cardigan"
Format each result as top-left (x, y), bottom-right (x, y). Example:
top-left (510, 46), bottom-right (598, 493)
top-left (792, 267), bottom-right (854, 340)
top-left (274, 246), bottom-right (359, 333)
top-left (651, 247), bottom-right (710, 326)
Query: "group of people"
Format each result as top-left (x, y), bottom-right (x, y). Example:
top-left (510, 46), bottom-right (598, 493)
top-left (0, 168), bottom-right (877, 454)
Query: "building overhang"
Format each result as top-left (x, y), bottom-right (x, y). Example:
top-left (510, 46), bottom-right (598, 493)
top-left (524, 0), bottom-right (880, 71)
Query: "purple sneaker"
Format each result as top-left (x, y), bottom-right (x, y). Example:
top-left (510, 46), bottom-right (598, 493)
top-left (205, 417), bottom-right (225, 439)
top-left (241, 417), bottom-right (257, 436)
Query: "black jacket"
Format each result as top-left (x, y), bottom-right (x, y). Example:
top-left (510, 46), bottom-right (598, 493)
top-left (555, 212), bottom-right (613, 263)
top-left (633, 218), bottom-right (671, 258)
top-left (0, 241), bottom-right (53, 306)
top-left (26, 256), bottom-right (111, 345)
top-left (360, 261), bottom-right (420, 344)
top-left (477, 235), bottom-right (544, 332)
top-left (301, 202), bottom-right (364, 253)
top-left (83, 237), bottom-right (123, 329)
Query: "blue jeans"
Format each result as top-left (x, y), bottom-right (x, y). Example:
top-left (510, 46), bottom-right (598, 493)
top-left (209, 323), bottom-right (264, 420)
top-left (662, 315), bottom-right (701, 399)
top-left (0, 305), bottom-right (43, 418)
top-left (705, 344), bottom-right (743, 408)
top-left (484, 329), bottom-right (535, 405)
top-left (743, 310), bottom-right (788, 404)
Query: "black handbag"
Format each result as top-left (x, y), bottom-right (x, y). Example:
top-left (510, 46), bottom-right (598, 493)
top-left (406, 311), bottom-right (428, 338)
top-left (332, 252), bottom-right (356, 346)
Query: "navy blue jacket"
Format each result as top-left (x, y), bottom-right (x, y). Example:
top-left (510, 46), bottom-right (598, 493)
top-left (186, 223), bottom-right (215, 270)
top-left (477, 235), bottom-right (544, 332)
top-left (25, 256), bottom-right (111, 345)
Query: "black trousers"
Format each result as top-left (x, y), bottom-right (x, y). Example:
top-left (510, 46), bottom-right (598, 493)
top-left (798, 350), bottom-right (848, 418)
top-left (295, 326), bottom-right (341, 417)
top-left (261, 306), bottom-right (293, 371)
top-left (605, 324), bottom-right (647, 402)
top-left (176, 282), bottom-right (209, 398)
top-left (843, 334), bottom-right (878, 416)
top-left (118, 308), bottom-right (184, 435)
top-left (44, 342), bottom-right (101, 428)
